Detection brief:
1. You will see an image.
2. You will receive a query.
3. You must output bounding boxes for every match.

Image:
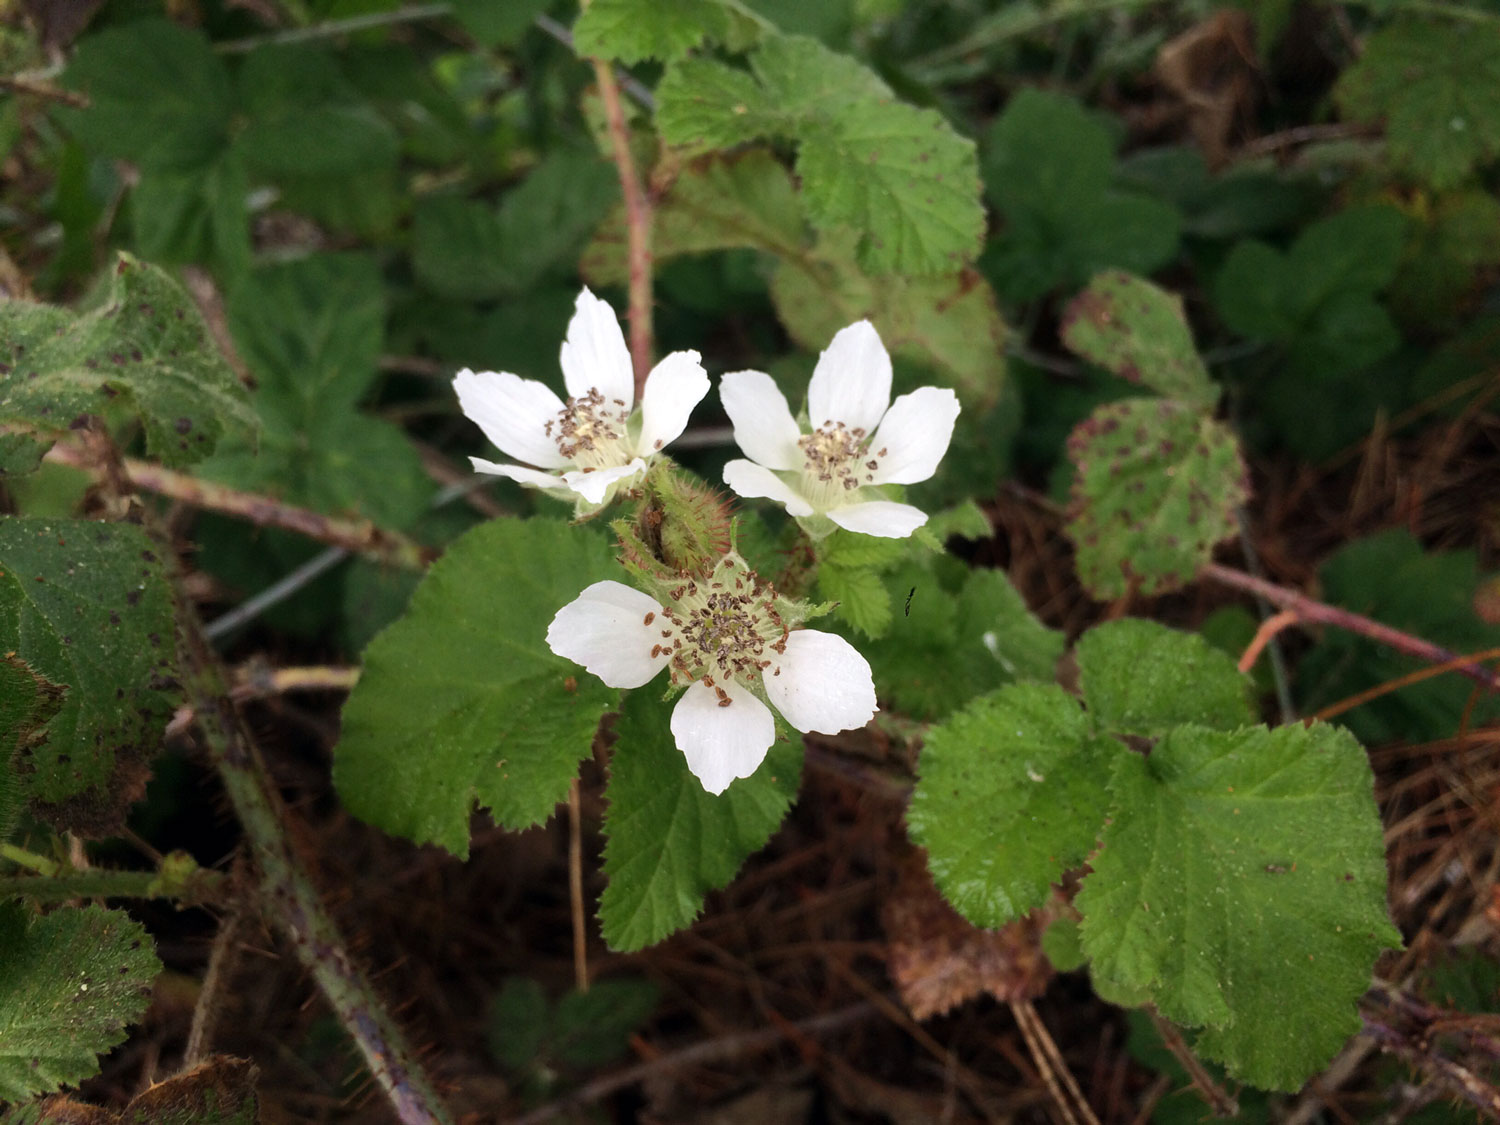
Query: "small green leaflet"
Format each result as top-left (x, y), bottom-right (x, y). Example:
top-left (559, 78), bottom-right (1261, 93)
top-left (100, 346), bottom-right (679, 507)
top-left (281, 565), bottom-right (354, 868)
top-left (1066, 398), bottom-right (1248, 599)
top-left (1077, 722), bottom-right (1400, 1090)
top-left (0, 255), bottom-right (256, 472)
top-left (598, 691), bottom-right (801, 951)
top-left (980, 90), bottom-right (1180, 302)
top-left (656, 35), bottom-right (983, 275)
top-left (1335, 21), bottom-right (1500, 191)
top-left (1075, 618), bottom-right (1253, 737)
top-left (0, 903), bottom-right (162, 1102)
top-left (487, 975), bottom-right (660, 1071)
top-left (572, 0), bottom-right (755, 63)
top-left (1060, 272), bottom-right (1215, 410)
top-left (909, 682), bottom-right (1119, 927)
top-left (333, 520), bottom-right (620, 858)
top-left (0, 519), bottom-right (179, 838)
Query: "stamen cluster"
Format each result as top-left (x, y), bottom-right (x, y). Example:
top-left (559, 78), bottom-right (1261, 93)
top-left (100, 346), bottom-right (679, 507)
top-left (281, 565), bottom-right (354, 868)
top-left (546, 388), bottom-right (629, 466)
top-left (797, 421), bottom-right (890, 509)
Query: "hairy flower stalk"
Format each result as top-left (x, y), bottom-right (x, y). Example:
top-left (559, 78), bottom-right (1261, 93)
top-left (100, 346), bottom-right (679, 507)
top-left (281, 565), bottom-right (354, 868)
top-left (721, 319), bottom-right (961, 538)
top-left (547, 554), bottom-right (877, 794)
top-left (454, 288), bottom-right (708, 514)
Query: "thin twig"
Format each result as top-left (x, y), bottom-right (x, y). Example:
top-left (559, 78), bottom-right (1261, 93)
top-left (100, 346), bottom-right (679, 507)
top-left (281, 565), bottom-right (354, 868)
top-left (1202, 563), bottom-right (1500, 693)
top-left (510, 1001), bottom-right (875, 1125)
top-left (45, 443), bottom-right (433, 571)
top-left (1312, 645), bottom-right (1500, 723)
top-left (1146, 1008), bottom-right (1238, 1118)
top-left (1011, 999), bottom-right (1103, 1125)
top-left (185, 899), bottom-right (244, 1066)
top-left (1237, 609), bottom-right (1299, 676)
top-left (568, 778), bottom-right (589, 995)
top-left (0, 845), bottom-right (228, 905)
top-left (214, 2), bottom-right (453, 52)
top-left (579, 0), bottom-right (654, 395)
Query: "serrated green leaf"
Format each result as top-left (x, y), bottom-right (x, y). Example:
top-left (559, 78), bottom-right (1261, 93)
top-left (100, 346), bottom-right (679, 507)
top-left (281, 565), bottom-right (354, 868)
top-left (1066, 399), bottom-right (1248, 599)
top-left (599, 691), bottom-right (801, 951)
top-left (910, 682), bottom-right (1118, 928)
top-left (0, 903), bottom-right (162, 1101)
top-left (583, 149), bottom-right (806, 284)
top-left (60, 20), bottom-right (231, 173)
top-left (980, 90), bottom-right (1181, 301)
top-left (552, 978), bottom-right (660, 1065)
top-left (657, 35), bottom-right (983, 274)
top-left (0, 434), bottom-right (48, 481)
top-left (0, 255), bottom-right (256, 469)
top-left (1335, 21), bottom-right (1500, 190)
top-left (1077, 722), bottom-right (1399, 1090)
top-left (333, 520), bottom-right (620, 857)
top-left (1075, 619), bottom-right (1253, 737)
top-left (130, 157), bottom-right (253, 278)
top-left (864, 562), bottom-right (1064, 720)
top-left (1042, 917), bottom-right (1086, 973)
top-left (0, 656), bottom-right (66, 839)
top-left (573, 0), bottom-right (740, 63)
top-left (817, 565), bottom-right (892, 638)
top-left (0, 519), bottom-right (178, 837)
top-left (1296, 530), bottom-right (1500, 744)
top-left (1060, 272), bottom-right (1214, 408)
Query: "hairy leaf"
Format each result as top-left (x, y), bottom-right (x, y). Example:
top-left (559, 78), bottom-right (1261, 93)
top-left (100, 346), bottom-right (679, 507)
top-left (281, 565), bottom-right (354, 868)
top-left (910, 682), bottom-right (1118, 927)
top-left (1336, 21), bottom-right (1500, 191)
top-left (333, 520), bottom-right (620, 857)
top-left (0, 519), bottom-right (179, 837)
top-left (0, 903), bottom-right (161, 1101)
top-left (1077, 723), bottom-right (1400, 1089)
top-left (1075, 618), bottom-right (1254, 736)
top-left (599, 691), bottom-right (800, 951)
top-left (0, 656), bottom-right (66, 839)
top-left (573, 0), bottom-right (743, 63)
top-left (0, 255), bottom-right (256, 469)
top-left (1066, 399), bottom-right (1248, 599)
top-left (657, 35), bottom-right (983, 274)
top-left (1061, 271), bottom-right (1214, 408)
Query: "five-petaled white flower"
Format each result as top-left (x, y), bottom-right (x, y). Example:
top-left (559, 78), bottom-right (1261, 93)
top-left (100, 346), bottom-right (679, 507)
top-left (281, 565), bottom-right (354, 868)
top-left (546, 559), bottom-right (878, 794)
top-left (454, 288), bottom-right (709, 511)
top-left (720, 320), bottom-right (960, 538)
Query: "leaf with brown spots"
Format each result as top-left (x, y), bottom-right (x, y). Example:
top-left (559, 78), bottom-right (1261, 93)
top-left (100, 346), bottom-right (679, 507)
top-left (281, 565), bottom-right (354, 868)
top-left (883, 852), bottom-right (1054, 1021)
top-left (0, 519), bottom-right (179, 837)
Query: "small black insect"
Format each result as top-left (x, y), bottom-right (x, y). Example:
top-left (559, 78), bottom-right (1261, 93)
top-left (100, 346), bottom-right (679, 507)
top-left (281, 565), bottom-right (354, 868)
top-left (905, 586), bottom-right (916, 616)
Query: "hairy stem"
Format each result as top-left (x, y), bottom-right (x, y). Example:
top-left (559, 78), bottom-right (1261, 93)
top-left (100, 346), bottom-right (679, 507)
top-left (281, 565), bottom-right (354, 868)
top-left (0, 844), bottom-right (228, 904)
top-left (579, 10), bottom-right (654, 395)
top-left (45, 442), bottom-right (434, 571)
top-left (1202, 562), bottom-right (1500, 692)
top-left (176, 590), bottom-right (453, 1124)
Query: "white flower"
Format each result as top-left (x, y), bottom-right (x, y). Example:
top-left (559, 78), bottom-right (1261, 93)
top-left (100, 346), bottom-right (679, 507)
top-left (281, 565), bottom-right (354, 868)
top-left (454, 288), bottom-right (709, 511)
top-left (720, 320), bottom-right (960, 538)
top-left (546, 560), bottom-right (878, 794)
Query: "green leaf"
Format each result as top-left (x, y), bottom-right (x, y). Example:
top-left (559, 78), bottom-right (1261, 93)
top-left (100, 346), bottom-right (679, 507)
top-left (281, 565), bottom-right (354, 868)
top-left (1075, 619), bottom-right (1254, 737)
top-left (1060, 272), bottom-right (1215, 409)
top-left (1390, 190), bottom-right (1500, 330)
top-left (1335, 21), bottom-right (1500, 190)
top-left (598, 691), bottom-right (801, 951)
top-left (451, 0), bottom-right (551, 46)
top-left (0, 255), bottom-right (256, 469)
top-left (573, 0), bottom-right (740, 63)
top-left (817, 564), bottom-right (892, 638)
top-left (1042, 917), bottom-right (1087, 973)
top-left (552, 978), bottom-right (661, 1065)
top-left (130, 157), bottom-right (253, 278)
top-left (60, 20), bottom-right (232, 172)
top-left (656, 35), bottom-right (984, 274)
top-left (486, 977), bottom-right (551, 1071)
top-left (862, 561), bottom-right (1064, 720)
top-left (980, 90), bottom-right (1180, 300)
top-left (0, 903), bottom-right (161, 1101)
top-left (1066, 399), bottom-right (1248, 599)
top-left (0, 519), bottom-right (179, 837)
top-left (0, 434), bottom-right (48, 481)
top-left (333, 520), bottom-right (621, 857)
top-left (0, 656), bottom-right (66, 839)
top-left (1296, 530), bottom-right (1500, 744)
top-left (583, 149), bottom-right (806, 285)
top-left (909, 682), bottom-right (1118, 927)
top-left (1077, 722), bottom-right (1400, 1090)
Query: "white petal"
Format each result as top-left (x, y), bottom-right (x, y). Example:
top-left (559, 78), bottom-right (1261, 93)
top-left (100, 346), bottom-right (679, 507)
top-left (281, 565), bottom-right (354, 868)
top-left (546, 581), bottom-right (670, 689)
top-left (454, 369), bottom-right (569, 469)
top-left (722, 459), bottom-right (814, 517)
top-left (869, 387), bottom-right (961, 485)
top-left (806, 320), bottom-right (892, 437)
top-left (670, 679), bottom-right (775, 795)
top-left (765, 629), bottom-right (877, 735)
top-left (469, 457), bottom-right (572, 493)
top-left (719, 370), bottom-right (803, 471)
top-left (561, 458), bottom-right (647, 505)
top-left (827, 500), bottom-right (928, 538)
top-left (636, 350), bottom-right (709, 455)
top-left (559, 287), bottom-right (635, 407)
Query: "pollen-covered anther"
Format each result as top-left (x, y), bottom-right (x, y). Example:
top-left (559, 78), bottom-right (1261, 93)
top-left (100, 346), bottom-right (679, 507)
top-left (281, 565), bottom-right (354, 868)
top-left (551, 387), bottom-right (629, 464)
top-left (798, 422), bottom-right (871, 492)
